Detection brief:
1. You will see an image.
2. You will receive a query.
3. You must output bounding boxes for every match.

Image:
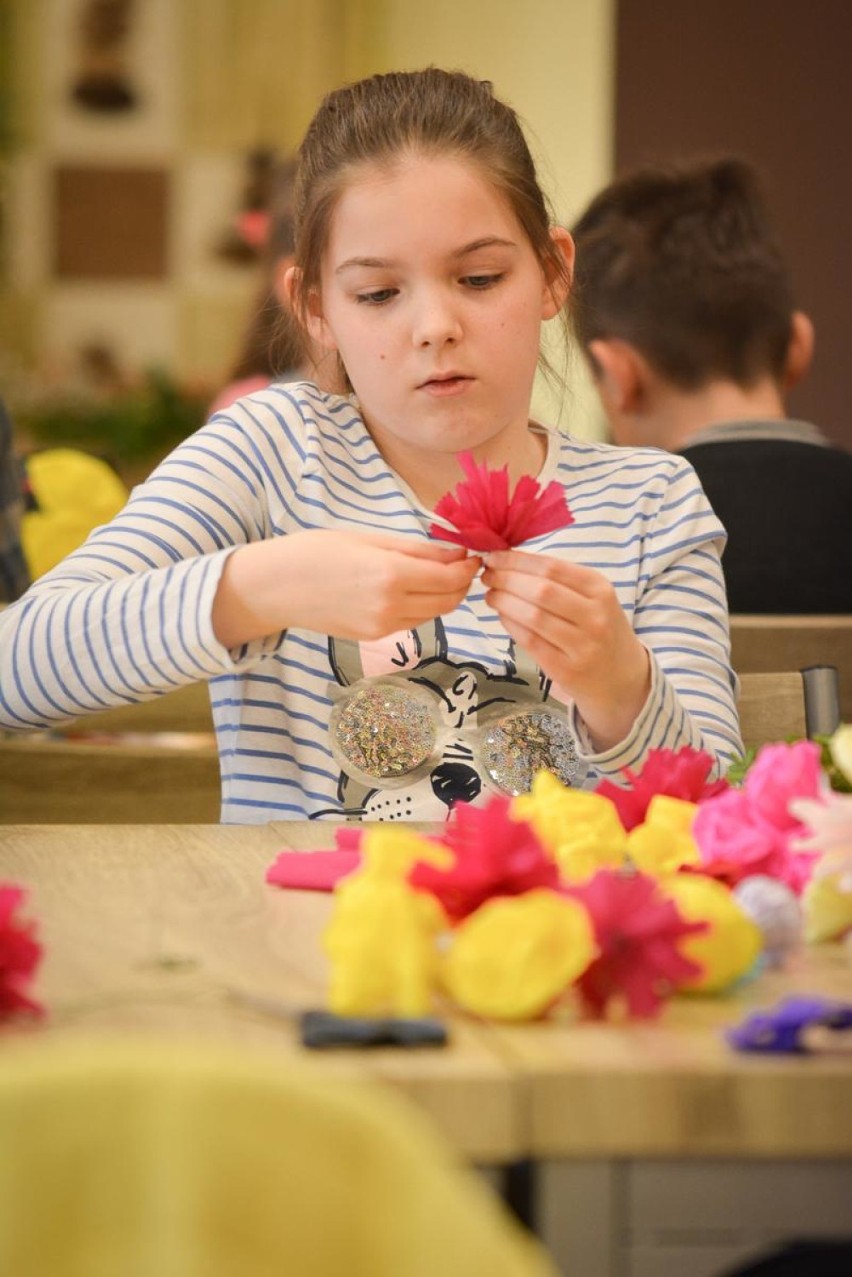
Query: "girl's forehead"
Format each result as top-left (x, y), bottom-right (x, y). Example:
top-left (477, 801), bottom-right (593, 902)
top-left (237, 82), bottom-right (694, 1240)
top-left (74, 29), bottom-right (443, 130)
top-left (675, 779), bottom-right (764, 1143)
top-left (326, 153), bottom-right (526, 253)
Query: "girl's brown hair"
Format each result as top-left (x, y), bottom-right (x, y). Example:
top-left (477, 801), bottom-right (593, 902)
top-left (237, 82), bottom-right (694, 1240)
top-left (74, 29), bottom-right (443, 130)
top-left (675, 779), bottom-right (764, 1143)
top-left (289, 68), bottom-right (571, 372)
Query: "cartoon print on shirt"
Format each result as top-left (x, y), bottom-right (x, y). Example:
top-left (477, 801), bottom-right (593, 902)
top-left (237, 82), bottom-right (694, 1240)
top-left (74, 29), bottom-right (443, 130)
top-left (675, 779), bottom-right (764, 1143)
top-left (317, 617), bottom-right (584, 821)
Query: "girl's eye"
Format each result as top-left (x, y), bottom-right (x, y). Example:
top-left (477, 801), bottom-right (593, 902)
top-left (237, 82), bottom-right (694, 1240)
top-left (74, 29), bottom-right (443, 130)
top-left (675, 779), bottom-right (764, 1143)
top-left (462, 273), bottom-right (504, 289)
top-left (355, 289), bottom-right (398, 305)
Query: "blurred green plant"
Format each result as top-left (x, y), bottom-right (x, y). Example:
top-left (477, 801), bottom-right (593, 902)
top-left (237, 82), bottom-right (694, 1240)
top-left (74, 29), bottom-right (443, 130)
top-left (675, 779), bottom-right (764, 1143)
top-left (726, 734), bottom-right (852, 792)
top-left (15, 368), bottom-right (209, 470)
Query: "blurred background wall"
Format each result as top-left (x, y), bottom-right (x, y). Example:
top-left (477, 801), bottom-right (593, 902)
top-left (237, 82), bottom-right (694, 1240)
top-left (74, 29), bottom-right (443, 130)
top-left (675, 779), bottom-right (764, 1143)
top-left (0, 0), bottom-right (849, 480)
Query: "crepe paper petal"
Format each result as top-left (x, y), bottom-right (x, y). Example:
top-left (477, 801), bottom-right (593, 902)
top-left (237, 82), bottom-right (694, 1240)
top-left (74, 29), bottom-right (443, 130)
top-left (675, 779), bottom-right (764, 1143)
top-left (442, 889), bottom-right (596, 1021)
top-left (265, 849), bottom-right (361, 892)
top-left (595, 746), bottom-right (728, 832)
top-left (693, 788), bottom-right (819, 895)
top-left (323, 871), bottom-right (448, 1018)
top-left (428, 451), bottom-right (574, 551)
top-left (733, 875), bottom-right (802, 965)
top-left (726, 996), bottom-right (852, 1054)
top-left (802, 872), bottom-right (852, 944)
top-left (0, 885), bottom-right (44, 1019)
top-left (409, 795), bottom-right (559, 922)
top-left (358, 825), bottom-right (452, 879)
top-left (830, 724), bottom-right (852, 786)
top-left (512, 771), bottom-right (628, 881)
top-left (627, 795), bottom-right (701, 877)
top-left (664, 874), bottom-right (762, 993)
top-left (791, 793), bottom-right (852, 878)
top-left (743, 740), bottom-right (825, 834)
top-left (566, 869), bottom-right (707, 1019)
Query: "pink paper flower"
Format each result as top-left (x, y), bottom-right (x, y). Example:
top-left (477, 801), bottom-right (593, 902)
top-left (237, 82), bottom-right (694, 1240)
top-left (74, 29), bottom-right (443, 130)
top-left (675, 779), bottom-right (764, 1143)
top-left (595, 746), bottom-right (728, 832)
top-left (744, 740), bottom-right (824, 832)
top-left (429, 451), bottom-right (574, 551)
top-left (0, 885), bottom-right (44, 1018)
top-left (692, 787), bottom-right (818, 894)
top-left (409, 795), bottom-right (559, 922)
top-left (566, 869), bottom-right (706, 1019)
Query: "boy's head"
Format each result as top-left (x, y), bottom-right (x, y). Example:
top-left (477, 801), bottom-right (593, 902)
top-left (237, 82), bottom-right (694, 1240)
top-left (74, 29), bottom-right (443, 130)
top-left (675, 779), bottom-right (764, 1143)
top-left (570, 158), bottom-right (813, 443)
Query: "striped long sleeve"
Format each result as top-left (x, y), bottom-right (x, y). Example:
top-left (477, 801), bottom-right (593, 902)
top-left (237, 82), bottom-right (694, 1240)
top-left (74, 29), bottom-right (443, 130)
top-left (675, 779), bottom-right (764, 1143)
top-left (0, 382), bottom-right (740, 821)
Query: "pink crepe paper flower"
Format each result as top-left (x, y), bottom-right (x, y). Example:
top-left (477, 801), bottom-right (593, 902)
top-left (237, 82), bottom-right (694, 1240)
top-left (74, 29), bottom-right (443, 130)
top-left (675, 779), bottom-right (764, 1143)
top-left (429, 451), bottom-right (574, 551)
top-left (408, 795), bottom-right (560, 922)
top-left (0, 885), bottom-right (44, 1018)
top-left (692, 787), bottom-right (818, 894)
top-left (744, 740), bottom-right (824, 832)
top-left (566, 868), bottom-right (706, 1019)
top-left (595, 746), bottom-right (728, 832)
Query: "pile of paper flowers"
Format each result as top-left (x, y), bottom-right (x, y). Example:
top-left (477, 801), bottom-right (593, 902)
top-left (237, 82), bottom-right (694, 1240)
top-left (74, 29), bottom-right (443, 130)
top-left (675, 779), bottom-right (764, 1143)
top-left (323, 727), bottom-right (852, 1023)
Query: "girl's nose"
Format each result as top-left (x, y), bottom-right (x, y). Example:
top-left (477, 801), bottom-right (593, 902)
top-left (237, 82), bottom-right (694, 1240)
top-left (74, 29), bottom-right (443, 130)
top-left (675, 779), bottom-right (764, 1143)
top-left (411, 294), bottom-right (463, 348)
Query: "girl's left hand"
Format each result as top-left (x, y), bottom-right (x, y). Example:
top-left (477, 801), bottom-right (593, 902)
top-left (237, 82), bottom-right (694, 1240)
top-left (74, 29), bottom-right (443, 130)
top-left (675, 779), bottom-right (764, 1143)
top-left (481, 549), bottom-right (651, 751)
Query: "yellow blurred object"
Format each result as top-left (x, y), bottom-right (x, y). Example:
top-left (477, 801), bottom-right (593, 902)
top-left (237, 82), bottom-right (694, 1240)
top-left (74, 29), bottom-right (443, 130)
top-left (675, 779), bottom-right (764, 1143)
top-left (21, 448), bottom-right (128, 579)
top-left (665, 874), bottom-right (762, 993)
top-left (324, 834), bottom-right (449, 1017)
top-left (830, 723), bottom-right (852, 785)
top-left (442, 889), bottom-right (596, 1021)
top-left (627, 795), bottom-right (701, 877)
top-left (803, 871), bottom-right (852, 943)
top-left (0, 1038), bottom-right (557, 1277)
top-left (512, 771), bottom-right (627, 880)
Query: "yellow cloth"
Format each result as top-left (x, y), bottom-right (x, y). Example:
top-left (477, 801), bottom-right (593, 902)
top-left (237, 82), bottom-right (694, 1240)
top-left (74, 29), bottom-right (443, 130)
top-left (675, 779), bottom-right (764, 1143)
top-left (21, 448), bottom-right (128, 579)
top-left (0, 1037), bottom-right (556, 1277)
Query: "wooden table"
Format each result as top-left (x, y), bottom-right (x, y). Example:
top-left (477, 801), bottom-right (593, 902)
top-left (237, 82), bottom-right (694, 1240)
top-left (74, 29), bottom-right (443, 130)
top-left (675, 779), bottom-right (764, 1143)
top-left (2, 823), bottom-right (851, 1277)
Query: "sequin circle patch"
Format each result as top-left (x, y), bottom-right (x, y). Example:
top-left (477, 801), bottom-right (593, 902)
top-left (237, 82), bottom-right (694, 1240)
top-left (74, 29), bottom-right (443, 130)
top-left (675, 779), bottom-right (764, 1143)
top-left (333, 683), bottom-right (435, 779)
top-left (480, 709), bottom-right (581, 795)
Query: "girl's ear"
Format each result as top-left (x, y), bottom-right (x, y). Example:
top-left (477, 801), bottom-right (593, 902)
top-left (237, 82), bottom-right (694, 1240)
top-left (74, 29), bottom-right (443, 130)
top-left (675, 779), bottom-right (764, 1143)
top-left (541, 227), bottom-right (575, 319)
top-left (282, 265), bottom-right (339, 352)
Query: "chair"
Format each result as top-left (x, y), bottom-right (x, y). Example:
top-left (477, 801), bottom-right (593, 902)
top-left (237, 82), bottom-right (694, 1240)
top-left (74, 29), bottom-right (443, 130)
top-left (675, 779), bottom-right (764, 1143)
top-left (736, 666), bottom-right (841, 750)
top-left (0, 681), bottom-right (220, 823)
top-left (730, 615), bottom-right (852, 720)
top-left (0, 1039), bottom-right (556, 1277)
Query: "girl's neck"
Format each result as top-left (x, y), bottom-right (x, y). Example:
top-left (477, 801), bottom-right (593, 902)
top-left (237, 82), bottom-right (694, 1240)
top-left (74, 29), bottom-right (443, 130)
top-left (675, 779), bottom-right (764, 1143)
top-left (381, 425), bottom-right (547, 510)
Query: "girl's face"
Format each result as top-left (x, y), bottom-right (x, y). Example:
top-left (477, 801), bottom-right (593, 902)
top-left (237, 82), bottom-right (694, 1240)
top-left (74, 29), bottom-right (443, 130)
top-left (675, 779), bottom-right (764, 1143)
top-left (306, 154), bottom-right (572, 498)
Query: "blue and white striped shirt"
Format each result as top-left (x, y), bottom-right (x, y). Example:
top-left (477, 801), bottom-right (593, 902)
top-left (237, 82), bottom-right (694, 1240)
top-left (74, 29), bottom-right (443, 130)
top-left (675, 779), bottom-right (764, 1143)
top-left (0, 382), bottom-right (741, 822)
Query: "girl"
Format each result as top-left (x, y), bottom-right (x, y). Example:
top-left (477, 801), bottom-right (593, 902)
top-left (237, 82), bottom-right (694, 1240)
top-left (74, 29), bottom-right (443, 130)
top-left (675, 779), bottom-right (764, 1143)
top-left (0, 69), bottom-right (741, 822)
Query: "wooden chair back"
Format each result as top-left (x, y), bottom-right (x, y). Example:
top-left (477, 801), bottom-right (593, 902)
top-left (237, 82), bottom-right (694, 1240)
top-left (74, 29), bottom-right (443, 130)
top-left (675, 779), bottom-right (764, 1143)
top-left (0, 682), bottom-right (220, 824)
top-left (730, 615), bottom-right (852, 720)
top-left (736, 666), bottom-right (840, 750)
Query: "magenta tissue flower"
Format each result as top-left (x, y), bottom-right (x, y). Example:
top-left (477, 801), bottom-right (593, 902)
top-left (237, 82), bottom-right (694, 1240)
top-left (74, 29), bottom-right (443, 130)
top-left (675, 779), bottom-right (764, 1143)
top-left (566, 869), bottom-right (706, 1019)
top-left (0, 884), bottom-right (44, 1018)
top-left (595, 746), bottom-right (728, 832)
top-left (409, 795), bottom-right (559, 922)
top-left (429, 451), bottom-right (574, 551)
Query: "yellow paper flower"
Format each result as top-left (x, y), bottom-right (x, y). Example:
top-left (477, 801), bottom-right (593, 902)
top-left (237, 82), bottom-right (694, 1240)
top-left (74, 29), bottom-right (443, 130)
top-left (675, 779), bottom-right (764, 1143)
top-left (442, 889), bottom-right (596, 1021)
top-left (359, 826), bottom-right (452, 877)
top-left (627, 795), bottom-right (701, 877)
top-left (830, 724), bottom-right (852, 786)
top-left (664, 874), bottom-right (762, 993)
top-left (324, 872), bottom-right (447, 1017)
top-left (512, 771), bottom-right (627, 880)
top-left (803, 872), bottom-right (852, 943)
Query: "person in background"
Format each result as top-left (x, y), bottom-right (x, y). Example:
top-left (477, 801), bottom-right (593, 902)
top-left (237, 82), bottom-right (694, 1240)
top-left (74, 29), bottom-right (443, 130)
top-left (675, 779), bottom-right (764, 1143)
top-left (570, 156), bottom-right (852, 614)
top-left (210, 157), bottom-right (332, 414)
top-left (0, 69), bottom-right (740, 822)
top-left (0, 397), bottom-right (31, 603)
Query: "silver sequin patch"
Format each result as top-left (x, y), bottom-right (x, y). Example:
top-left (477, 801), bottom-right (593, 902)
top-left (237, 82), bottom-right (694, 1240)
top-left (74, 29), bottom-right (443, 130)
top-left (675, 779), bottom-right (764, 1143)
top-left (331, 682), bottom-right (435, 780)
top-left (480, 708), bottom-right (582, 796)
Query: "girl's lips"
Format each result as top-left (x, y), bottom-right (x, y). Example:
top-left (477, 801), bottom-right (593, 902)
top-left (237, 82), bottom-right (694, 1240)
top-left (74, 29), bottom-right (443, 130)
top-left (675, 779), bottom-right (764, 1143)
top-left (419, 375), bottom-right (473, 397)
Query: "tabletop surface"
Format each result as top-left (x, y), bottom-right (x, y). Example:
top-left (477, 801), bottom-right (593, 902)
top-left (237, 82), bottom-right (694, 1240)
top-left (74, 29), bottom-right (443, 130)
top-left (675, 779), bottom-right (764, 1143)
top-left (2, 822), bottom-right (851, 1162)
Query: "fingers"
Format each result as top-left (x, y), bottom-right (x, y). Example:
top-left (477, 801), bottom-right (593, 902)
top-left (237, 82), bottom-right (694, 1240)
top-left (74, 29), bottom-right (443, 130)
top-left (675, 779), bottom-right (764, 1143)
top-left (482, 549), bottom-right (602, 599)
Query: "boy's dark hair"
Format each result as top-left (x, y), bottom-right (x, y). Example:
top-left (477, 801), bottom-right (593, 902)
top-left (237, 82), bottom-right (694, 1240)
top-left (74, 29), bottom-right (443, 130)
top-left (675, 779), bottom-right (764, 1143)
top-left (570, 157), bottom-right (795, 389)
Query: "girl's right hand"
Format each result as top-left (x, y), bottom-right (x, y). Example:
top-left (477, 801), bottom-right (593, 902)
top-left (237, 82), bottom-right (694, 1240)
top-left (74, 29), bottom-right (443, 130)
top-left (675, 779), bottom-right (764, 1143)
top-left (212, 529), bottom-right (480, 649)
